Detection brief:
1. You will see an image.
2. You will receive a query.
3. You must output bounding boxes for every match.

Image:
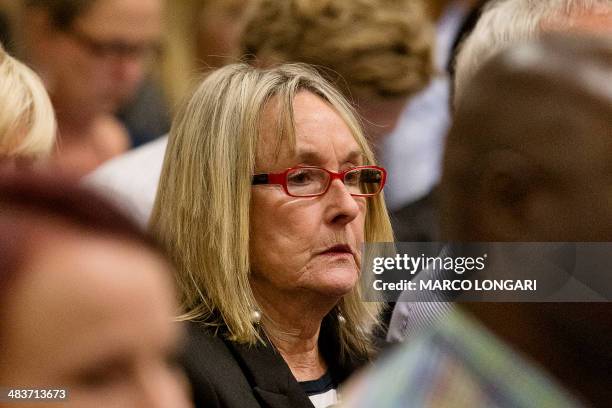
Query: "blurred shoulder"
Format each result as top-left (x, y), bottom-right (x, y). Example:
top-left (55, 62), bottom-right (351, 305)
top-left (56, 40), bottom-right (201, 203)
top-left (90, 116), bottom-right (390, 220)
top-left (182, 322), bottom-right (260, 407)
top-left (82, 136), bottom-right (169, 228)
top-left (86, 135), bottom-right (168, 185)
top-left (184, 322), bottom-right (234, 363)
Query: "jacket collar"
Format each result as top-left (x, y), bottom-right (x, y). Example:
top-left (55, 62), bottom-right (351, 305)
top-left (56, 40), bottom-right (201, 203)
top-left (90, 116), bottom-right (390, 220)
top-left (222, 335), bottom-right (315, 408)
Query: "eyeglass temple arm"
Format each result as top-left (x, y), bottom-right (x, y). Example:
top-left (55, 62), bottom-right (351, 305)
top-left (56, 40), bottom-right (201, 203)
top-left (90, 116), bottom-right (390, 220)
top-left (252, 174), bottom-right (269, 185)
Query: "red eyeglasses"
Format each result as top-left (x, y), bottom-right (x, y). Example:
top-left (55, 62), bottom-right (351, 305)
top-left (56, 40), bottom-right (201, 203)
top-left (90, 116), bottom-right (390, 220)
top-left (252, 166), bottom-right (386, 197)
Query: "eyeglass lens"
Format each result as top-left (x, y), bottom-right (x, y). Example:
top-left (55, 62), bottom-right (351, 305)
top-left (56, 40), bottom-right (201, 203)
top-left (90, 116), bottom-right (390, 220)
top-left (286, 168), bottom-right (383, 196)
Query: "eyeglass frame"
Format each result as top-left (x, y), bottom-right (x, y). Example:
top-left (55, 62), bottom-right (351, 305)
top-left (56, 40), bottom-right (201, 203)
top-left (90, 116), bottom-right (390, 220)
top-left (251, 165), bottom-right (387, 197)
top-left (61, 26), bottom-right (163, 60)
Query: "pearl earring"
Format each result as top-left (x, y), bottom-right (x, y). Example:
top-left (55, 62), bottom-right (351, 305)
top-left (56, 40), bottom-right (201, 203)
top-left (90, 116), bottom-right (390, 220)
top-left (251, 309), bottom-right (262, 324)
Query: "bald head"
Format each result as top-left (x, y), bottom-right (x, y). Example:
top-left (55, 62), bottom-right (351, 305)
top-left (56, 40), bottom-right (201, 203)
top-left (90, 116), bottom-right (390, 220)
top-left (442, 34), bottom-right (612, 241)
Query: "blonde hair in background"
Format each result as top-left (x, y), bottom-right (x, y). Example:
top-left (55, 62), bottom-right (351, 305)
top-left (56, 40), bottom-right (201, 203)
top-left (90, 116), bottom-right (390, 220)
top-left (454, 0), bottom-right (611, 106)
top-left (150, 63), bottom-right (394, 361)
top-left (240, 0), bottom-right (434, 99)
top-left (161, 0), bottom-right (245, 111)
top-left (0, 44), bottom-right (55, 158)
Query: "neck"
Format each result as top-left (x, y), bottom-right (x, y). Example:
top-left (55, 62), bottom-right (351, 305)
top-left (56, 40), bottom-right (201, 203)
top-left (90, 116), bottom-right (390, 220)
top-left (253, 283), bottom-right (338, 381)
top-left (54, 102), bottom-right (100, 142)
top-left (464, 303), bottom-right (612, 406)
top-left (263, 318), bottom-right (327, 382)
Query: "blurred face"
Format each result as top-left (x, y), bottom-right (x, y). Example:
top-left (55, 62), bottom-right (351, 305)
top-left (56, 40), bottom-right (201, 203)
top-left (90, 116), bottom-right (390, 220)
top-left (0, 227), bottom-right (192, 408)
top-left (249, 91), bottom-right (367, 302)
top-left (0, 157), bottom-right (36, 174)
top-left (356, 94), bottom-right (408, 150)
top-left (41, 0), bottom-right (162, 115)
top-left (197, 0), bottom-right (247, 68)
top-left (528, 118), bottom-right (612, 241)
top-left (464, 105), bottom-right (612, 242)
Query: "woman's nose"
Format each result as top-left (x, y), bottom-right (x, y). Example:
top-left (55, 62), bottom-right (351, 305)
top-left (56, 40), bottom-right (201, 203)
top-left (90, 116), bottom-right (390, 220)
top-left (324, 179), bottom-right (361, 225)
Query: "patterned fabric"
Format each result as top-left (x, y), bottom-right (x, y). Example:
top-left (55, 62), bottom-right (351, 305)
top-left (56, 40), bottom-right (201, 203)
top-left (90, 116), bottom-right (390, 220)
top-left (343, 311), bottom-right (585, 408)
top-left (387, 246), bottom-right (455, 343)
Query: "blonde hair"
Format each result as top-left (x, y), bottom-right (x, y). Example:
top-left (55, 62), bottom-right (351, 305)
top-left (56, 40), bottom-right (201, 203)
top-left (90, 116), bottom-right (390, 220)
top-left (0, 44), bottom-right (55, 158)
top-left (240, 0), bottom-right (434, 99)
top-left (161, 0), bottom-right (246, 110)
top-left (150, 63), bottom-right (393, 361)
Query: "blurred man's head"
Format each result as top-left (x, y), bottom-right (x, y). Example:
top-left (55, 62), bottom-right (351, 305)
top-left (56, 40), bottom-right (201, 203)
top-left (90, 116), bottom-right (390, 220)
top-left (441, 34), bottom-right (612, 242)
top-left (21, 0), bottom-right (163, 118)
top-left (454, 0), bottom-right (612, 106)
top-left (444, 37), bottom-right (612, 405)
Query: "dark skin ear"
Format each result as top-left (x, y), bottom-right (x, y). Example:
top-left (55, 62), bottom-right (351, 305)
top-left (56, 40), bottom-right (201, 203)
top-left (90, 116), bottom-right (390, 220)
top-left (477, 149), bottom-right (545, 241)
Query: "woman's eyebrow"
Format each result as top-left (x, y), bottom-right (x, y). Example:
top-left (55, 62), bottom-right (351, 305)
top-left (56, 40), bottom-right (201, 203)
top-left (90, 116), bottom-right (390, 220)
top-left (344, 150), bottom-right (365, 163)
top-left (295, 150), bottom-right (364, 164)
top-left (295, 150), bottom-right (321, 164)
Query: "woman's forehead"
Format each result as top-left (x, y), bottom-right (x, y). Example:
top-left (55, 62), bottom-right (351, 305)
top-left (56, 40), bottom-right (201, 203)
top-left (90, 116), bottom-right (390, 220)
top-left (256, 91), bottom-right (364, 167)
top-left (256, 136), bottom-right (367, 170)
top-left (255, 124), bottom-right (364, 169)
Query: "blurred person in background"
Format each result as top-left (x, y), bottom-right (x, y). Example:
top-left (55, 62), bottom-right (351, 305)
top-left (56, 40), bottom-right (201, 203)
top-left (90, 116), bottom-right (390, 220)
top-left (116, 0), bottom-right (249, 149)
top-left (388, 0), bottom-right (612, 344)
top-left (0, 13), bottom-right (8, 49)
top-left (0, 43), bottom-right (55, 173)
top-left (381, 0), bottom-right (482, 242)
top-left (342, 34), bottom-right (612, 408)
top-left (86, 0), bottom-right (251, 227)
top-left (16, 0), bottom-right (163, 175)
top-left (150, 63), bottom-right (393, 407)
top-left (0, 173), bottom-right (193, 408)
top-left (0, 0), bottom-right (16, 49)
top-left (453, 0), bottom-right (612, 105)
top-left (114, 0), bottom-right (248, 149)
top-left (86, 0), bottom-right (434, 230)
top-left (241, 0), bottom-right (434, 150)
top-left (162, 0), bottom-right (248, 111)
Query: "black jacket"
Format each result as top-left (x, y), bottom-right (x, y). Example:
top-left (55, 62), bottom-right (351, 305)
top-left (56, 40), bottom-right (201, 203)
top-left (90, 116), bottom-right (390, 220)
top-left (182, 317), bottom-right (367, 408)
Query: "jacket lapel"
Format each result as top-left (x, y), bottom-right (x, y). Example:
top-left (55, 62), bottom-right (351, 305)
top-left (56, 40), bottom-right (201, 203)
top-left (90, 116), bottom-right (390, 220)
top-left (223, 338), bottom-right (315, 408)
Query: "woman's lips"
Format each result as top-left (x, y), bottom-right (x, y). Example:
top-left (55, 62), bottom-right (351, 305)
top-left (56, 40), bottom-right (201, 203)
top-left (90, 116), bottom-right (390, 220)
top-left (318, 244), bottom-right (354, 257)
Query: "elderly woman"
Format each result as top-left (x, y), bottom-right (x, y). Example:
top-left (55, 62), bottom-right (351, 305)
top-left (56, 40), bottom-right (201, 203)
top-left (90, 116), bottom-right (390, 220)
top-left (150, 63), bottom-right (393, 407)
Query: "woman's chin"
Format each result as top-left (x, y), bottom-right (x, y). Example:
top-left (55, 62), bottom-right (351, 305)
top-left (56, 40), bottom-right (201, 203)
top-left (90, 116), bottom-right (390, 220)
top-left (313, 265), bottom-right (359, 298)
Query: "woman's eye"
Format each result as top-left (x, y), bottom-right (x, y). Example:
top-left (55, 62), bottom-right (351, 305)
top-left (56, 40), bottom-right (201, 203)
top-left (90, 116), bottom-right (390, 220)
top-left (344, 170), bottom-right (360, 184)
top-left (288, 171), bottom-right (312, 185)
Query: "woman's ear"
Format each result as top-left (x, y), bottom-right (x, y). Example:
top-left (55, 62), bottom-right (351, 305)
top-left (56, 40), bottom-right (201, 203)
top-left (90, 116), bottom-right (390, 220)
top-left (477, 149), bottom-right (543, 241)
